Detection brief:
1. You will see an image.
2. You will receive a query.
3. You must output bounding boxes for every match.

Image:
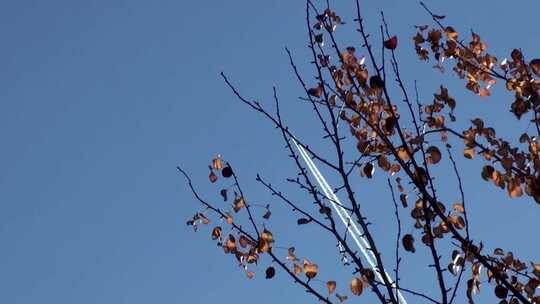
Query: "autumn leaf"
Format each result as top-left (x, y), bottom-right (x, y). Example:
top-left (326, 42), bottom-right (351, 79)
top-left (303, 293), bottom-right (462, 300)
top-left (402, 234), bottom-right (415, 253)
top-left (327, 281), bottom-right (336, 294)
top-left (530, 59), bottom-right (540, 76)
top-left (452, 203), bottom-right (465, 213)
top-left (265, 266), bottom-right (276, 279)
top-left (463, 148), bottom-right (475, 159)
top-left (494, 285), bottom-right (508, 299)
top-left (350, 277), bottom-right (363, 296)
top-left (308, 86), bottom-right (323, 98)
top-left (303, 259), bottom-right (318, 279)
top-left (261, 229), bottom-right (274, 243)
top-left (222, 165), bottom-right (233, 178)
top-left (426, 146), bottom-right (442, 164)
top-left (225, 213), bottom-right (233, 224)
top-left (336, 293), bottom-right (348, 302)
top-left (384, 36), bottom-right (398, 50)
top-left (293, 263), bottom-right (302, 275)
top-left (212, 156), bottom-right (222, 170)
top-left (297, 218), bottom-right (311, 225)
top-left (211, 226), bottom-right (222, 240)
top-left (362, 163), bottom-right (374, 178)
top-left (209, 171), bottom-right (218, 183)
top-left (233, 196), bottom-right (246, 212)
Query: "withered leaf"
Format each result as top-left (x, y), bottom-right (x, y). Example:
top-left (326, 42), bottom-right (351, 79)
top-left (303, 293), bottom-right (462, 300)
top-left (494, 285), bottom-right (508, 299)
top-left (308, 86), bottom-right (323, 98)
top-left (327, 281), bottom-right (337, 294)
top-left (363, 163), bottom-right (374, 178)
top-left (369, 75), bottom-right (384, 89)
top-left (225, 213), bottom-right (233, 224)
top-left (464, 148), bottom-right (475, 159)
top-left (209, 171), bottom-right (218, 183)
top-left (262, 209), bottom-right (272, 220)
top-left (233, 196), bottom-right (246, 212)
top-left (293, 263), bottom-right (302, 275)
top-left (220, 189), bottom-right (228, 201)
top-left (297, 218), bottom-right (311, 225)
top-left (212, 156), bottom-right (222, 170)
top-left (452, 203), bottom-right (465, 213)
top-left (400, 194), bottom-right (408, 208)
top-left (261, 229), bottom-right (274, 243)
top-left (530, 59), bottom-right (540, 76)
top-left (336, 293), bottom-right (348, 302)
top-left (239, 235), bottom-right (249, 248)
top-left (402, 234), bottom-right (415, 253)
top-left (222, 165), bottom-right (233, 178)
top-left (265, 266), bottom-right (276, 279)
top-left (304, 259), bottom-right (318, 279)
top-left (384, 36), bottom-right (398, 50)
top-left (426, 146), bottom-right (442, 164)
top-left (211, 226), bottom-right (222, 240)
top-left (350, 277), bottom-right (363, 296)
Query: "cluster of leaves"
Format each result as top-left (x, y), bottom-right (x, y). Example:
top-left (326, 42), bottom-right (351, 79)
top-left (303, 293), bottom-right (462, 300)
top-left (182, 2), bottom-right (540, 304)
top-left (413, 14), bottom-right (540, 204)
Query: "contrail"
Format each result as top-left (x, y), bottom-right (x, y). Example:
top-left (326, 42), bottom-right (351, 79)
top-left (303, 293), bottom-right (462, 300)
top-left (292, 139), bottom-right (407, 304)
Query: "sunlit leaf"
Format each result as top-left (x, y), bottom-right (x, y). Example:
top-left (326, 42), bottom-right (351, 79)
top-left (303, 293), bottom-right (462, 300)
top-left (212, 156), bottom-right (222, 170)
top-left (261, 229), bottom-right (274, 243)
top-left (464, 148), bottom-right (475, 159)
top-left (239, 235), bottom-right (249, 248)
top-left (303, 259), bottom-right (318, 279)
top-left (293, 263), bottom-right (302, 275)
top-left (225, 213), bottom-right (233, 224)
top-left (233, 196), bottom-right (246, 212)
top-left (452, 203), bottom-right (465, 213)
top-left (350, 277), bottom-right (363, 296)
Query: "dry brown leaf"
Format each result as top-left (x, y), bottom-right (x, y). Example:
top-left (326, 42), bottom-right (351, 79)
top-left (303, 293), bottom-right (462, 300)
top-left (327, 281), bottom-right (337, 294)
top-left (350, 277), bottom-right (363, 296)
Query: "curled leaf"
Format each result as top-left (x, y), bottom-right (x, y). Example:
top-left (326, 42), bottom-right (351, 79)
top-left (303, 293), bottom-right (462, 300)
top-left (384, 35), bottom-right (398, 50)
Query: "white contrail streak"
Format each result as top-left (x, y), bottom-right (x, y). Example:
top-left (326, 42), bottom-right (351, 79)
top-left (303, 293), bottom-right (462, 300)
top-left (292, 139), bottom-right (407, 304)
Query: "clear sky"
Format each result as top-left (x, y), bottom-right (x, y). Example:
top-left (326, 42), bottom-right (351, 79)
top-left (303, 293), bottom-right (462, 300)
top-left (1, 1), bottom-right (538, 303)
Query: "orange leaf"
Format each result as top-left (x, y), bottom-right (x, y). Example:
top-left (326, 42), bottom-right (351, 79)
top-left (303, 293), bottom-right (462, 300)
top-left (350, 277), bottom-right (363, 296)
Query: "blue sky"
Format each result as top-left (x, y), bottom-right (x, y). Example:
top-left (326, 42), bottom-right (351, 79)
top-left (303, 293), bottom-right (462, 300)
top-left (1, 1), bottom-right (538, 303)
